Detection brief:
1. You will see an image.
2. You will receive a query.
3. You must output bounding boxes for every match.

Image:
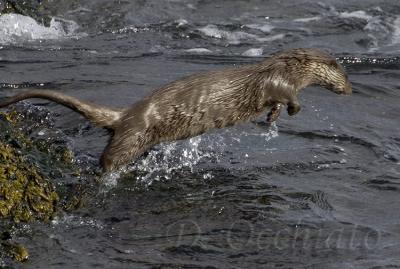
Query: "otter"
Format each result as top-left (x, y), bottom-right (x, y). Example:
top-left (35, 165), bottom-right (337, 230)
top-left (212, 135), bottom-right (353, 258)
top-left (0, 48), bottom-right (351, 172)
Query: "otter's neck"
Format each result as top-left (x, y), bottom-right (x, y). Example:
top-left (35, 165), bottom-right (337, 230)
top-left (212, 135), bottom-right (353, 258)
top-left (301, 62), bottom-right (335, 89)
top-left (288, 62), bottom-right (333, 93)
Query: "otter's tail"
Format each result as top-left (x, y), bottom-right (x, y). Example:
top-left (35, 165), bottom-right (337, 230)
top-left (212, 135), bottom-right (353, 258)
top-left (0, 90), bottom-right (123, 129)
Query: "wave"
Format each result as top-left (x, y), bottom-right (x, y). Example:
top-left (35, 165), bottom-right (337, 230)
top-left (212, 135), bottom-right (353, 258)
top-left (197, 24), bottom-right (285, 45)
top-left (241, 48), bottom-right (263, 57)
top-left (391, 16), bottom-right (400, 45)
top-left (338, 10), bottom-right (374, 21)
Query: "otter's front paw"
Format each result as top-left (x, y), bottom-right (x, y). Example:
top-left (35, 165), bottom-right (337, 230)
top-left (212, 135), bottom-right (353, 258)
top-left (266, 103), bottom-right (284, 124)
top-left (287, 104), bottom-right (301, 116)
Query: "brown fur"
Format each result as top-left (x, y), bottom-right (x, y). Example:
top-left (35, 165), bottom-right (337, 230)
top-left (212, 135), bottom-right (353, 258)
top-left (0, 48), bottom-right (351, 172)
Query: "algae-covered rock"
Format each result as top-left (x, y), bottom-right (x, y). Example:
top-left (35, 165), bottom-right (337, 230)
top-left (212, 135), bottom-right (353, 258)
top-left (0, 230), bottom-right (29, 263)
top-left (0, 105), bottom-right (92, 263)
top-left (1, 241), bottom-right (29, 262)
top-left (0, 142), bottom-right (59, 222)
top-left (0, 105), bottom-right (88, 222)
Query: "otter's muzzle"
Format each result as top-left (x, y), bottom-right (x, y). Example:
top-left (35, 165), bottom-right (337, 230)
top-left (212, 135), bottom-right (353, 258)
top-left (342, 82), bottom-right (352, 95)
top-left (334, 82), bottom-right (352, 95)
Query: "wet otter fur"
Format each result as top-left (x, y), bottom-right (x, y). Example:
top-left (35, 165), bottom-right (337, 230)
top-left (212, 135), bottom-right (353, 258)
top-left (0, 48), bottom-right (352, 172)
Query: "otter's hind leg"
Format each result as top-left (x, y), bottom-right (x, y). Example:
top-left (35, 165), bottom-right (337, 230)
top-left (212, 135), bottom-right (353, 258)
top-left (100, 130), bottom-right (154, 172)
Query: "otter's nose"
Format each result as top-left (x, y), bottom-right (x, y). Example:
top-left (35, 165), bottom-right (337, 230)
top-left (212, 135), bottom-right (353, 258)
top-left (343, 81), bottom-right (352, 95)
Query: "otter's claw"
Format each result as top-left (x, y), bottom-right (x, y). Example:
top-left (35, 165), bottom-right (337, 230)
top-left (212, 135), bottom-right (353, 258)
top-left (266, 103), bottom-right (284, 125)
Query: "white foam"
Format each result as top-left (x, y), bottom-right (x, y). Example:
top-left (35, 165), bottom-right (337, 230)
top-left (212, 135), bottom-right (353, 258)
top-left (175, 18), bottom-right (188, 27)
top-left (293, 16), bottom-right (321, 23)
top-left (0, 13), bottom-right (83, 45)
top-left (245, 23), bottom-right (274, 33)
top-left (198, 24), bottom-right (258, 45)
top-left (257, 33), bottom-right (285, 42)
top-left (198, 24), bottom-right (286, 45)
top-left (185, 48), bottom-right (213, 54)
top-left (198, 25), bottom-right (225, 39)
top-left (242, 48), bottom-right (263, 57)
top-left (339, 10), bottom-right (373, 21)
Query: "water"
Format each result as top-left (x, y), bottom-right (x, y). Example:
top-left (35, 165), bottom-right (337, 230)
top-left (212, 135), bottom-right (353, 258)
top-left (0, 0), bottom-right (400, 268)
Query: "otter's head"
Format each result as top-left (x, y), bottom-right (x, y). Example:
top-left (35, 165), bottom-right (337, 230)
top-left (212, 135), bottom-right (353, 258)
top-left (274, 48), bottom-right (352, 95)
top-left (310, 59), bottom-right (352, 95)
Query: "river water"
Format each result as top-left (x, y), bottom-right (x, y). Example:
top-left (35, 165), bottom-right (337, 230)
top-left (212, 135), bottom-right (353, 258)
top-left (0, 0), bottom-right (400, 268)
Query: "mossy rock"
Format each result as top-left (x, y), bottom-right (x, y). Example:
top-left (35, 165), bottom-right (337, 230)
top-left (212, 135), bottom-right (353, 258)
top-left (0, 107), bottom-right (88, 222)
top-left (0, 142), bottom-right (59, 222)
top-left (1, 241), bottom-right (29, 262)
top-left (0, 107), bottom-right (93, 263)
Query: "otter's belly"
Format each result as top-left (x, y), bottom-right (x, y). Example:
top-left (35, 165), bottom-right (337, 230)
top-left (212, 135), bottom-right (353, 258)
top-left (157, 106), bottom-right (259, 143)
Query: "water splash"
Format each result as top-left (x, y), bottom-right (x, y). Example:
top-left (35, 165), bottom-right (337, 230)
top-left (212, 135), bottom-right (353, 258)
top-left (198, 24), bottom-right (258, 45)
top-left (132, 136), bottom-right (213, 185)
top-left (0, 13), bottom-right (84, 45)
top-left (51, 214), bottom-right (104, 229)
top-left (99, 123), bottom-right (280, 187)
top-left (98, 136), bottom-right (215, 187)
top-left (259, 122), bottom-right (279, 141)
